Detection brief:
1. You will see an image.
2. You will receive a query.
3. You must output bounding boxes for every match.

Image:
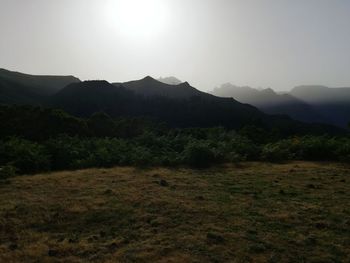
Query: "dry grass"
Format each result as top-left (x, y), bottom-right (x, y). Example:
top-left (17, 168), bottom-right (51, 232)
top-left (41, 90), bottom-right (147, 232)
top-left (0, 162), bottom-right (349, 262)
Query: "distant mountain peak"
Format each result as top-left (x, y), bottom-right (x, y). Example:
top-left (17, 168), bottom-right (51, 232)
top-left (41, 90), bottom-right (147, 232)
top-left (261, 88), bottom-right (276, 95)
top-left (80, 80), bottom-right (111, 86)
top-left (114, 76), bottom-right (208, 100)
top-left (180, 81), bottom-right (190, 87)
top-left (142, 75), bottom-right (155, 81)
top-left (158, 76), bottom-right (183, 85)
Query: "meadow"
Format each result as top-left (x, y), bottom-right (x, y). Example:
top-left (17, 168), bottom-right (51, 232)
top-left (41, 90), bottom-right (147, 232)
top-left (0, 162), bottom-right (349, 262)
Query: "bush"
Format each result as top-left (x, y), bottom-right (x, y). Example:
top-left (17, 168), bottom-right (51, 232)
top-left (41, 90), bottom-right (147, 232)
top-left (296, 136), bottom-right (338, 161)
top-left (226, 136), bottom-right (261, 160)
top-left (182, 142), bottom-right (217, 168)
top-left (1, 129), bottom-right (350, 175)
top-left (45, 136), bottom-right (131, 169)
top-left (0, 138), bottom-right (51, 174)
top-left (261, 141), bottom-right (292, 162)
top-left (0, 165), bottom-right (17, 180)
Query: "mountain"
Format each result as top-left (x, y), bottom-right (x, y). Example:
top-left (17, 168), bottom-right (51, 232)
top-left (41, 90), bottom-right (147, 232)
top-left (52, 78), bottom-right (265, 129)
top-left (0, 77), bottom-right (44, 105)
top-left (291, 85), bottom-right (350, 103)
top-left (113, 76), bottom-right (208, 100)
top-left (158, 76), bottom-right (183, 85)
top-left (0, 68), bottom-right (80, 96)
top-left (50, 80), bottom-right (134, 117)
top-left (213, 84), bottom-right (295, 106)
top-left (51, 78), bottom-right (342, 135)
top-left (0, 68), bottom-right (345, 134)
top-left (212, 83), bottom-right (326, 124)
top-left (290, 85), bottom-right (350, 127)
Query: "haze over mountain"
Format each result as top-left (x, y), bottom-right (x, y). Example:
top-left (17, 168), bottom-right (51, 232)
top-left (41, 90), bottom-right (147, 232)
top-left (50, 78), bottom-right (341, 135)
top-left (158, 77), bottom-right (183, 85)
top-left (290, 86), bottom-right (350, 128)
top-left (290, 86), bottom-right (350, 103)
top-left (212, 83), bottom-right (350, 128)
top-left (0, 68), bottom-right (346, 133)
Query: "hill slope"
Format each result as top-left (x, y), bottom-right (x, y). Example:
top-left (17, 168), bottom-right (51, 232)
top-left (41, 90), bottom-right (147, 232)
top-left (212, 84), bottom-right (350, 127)
top-left (0, 68), bottom-right (80, 96)
top-left (290, 86), bottom-right (350, 127)
top-left (291, 85), bottom-right (350, 103)
top-left (51, 79), bottom-right (267, 129)
top-left (51, 79), bottom-right (343, 135)
top-left (114, 76), bottom-right (206, 100)
top-left (0, 69), bottom-right (346, 132)
top-left (0, 77), bottom-right (44, 105)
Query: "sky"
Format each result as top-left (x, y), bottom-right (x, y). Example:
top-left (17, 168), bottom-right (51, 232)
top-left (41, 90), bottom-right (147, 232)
top-left (1, 0), bottom-right (350, 91)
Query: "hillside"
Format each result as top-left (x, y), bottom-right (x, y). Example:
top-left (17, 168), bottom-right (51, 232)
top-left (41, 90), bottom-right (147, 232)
top-left (290, 86), bottom-right (350, 127)
top-left (114, 76), bottom-right (205, 100)
top-left (51, 79), bottom-right (269, 130)
top-left (212, 84), bottom-right (350, 127)
top-left (49, 79), bottom-right (344, 135)
top-left (212, 84), bottom-right (310, 108)
top-left (1, 162), bottom-right (349, 262)
top-left (291, 85), bottom-right (350, 103)
top-left (0, 68), bottom-right (347, 132)
top-left (0, 68), bottom-right (80, 96)
top-left (0, 77), bottom-right (44, 105)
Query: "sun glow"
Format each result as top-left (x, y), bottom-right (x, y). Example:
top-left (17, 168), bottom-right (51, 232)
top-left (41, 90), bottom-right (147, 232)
top-left (104, 0), bottom-right (169, 40)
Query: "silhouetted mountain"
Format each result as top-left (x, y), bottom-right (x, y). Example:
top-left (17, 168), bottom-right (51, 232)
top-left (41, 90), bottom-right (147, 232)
top-left (0, 69), bottom-right (345, 134)
top-left (50, 81), bottom-right (134, 116)
top-left (0, 68), bottom-right (80, 96)
top-left (50, 80), bottom-right (343, 135)
top-left (290, 85), bottom-right (350, 127)
top-left (291, 85), bottom-right (350, 103)
top-left (113, 76), bottom-right (207, 100)
top-left (0, 76), bottom-right (44, 105)
top-left (51, 80), bottom-right (263, 128)
top-left (212, 83), bottom-right (326, 124)
top-left (158, 76), bottom-right (183, 85)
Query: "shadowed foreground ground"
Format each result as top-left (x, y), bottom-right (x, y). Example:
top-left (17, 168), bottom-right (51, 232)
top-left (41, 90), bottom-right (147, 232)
top-left (0, 162), bottom-right (349, 262)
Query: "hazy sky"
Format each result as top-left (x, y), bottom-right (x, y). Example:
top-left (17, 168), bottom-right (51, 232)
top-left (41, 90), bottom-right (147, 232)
top-left (1, 0), bottom-right (350, 91)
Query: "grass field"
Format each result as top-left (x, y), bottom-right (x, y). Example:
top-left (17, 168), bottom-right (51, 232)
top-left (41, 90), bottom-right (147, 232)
top-left (0, 162), bottom-right (349, 262)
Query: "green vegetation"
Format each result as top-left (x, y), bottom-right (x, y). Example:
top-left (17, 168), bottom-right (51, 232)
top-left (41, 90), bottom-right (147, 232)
top-left (0, 162), bottom-right (349, 262)
top-left (1, 131), bottom-right (350, 175)
top-left (1, 105), bottom-right (350, 175)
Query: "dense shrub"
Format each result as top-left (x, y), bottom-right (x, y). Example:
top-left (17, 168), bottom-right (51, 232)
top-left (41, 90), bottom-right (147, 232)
top-left (226, 136), bottom-right (261, 160)
top-left (0, 165), bottom-right (17, 179)
top-left (182, 142), bottom-right (217, 168)
top-left (45, 136), bottom-right (132, 169)
top-left (297, 136), bottom-right (336, 160)
top-left (0, 138), bottom-right (51, 173)
top-left (1, 130), bottom-right (350, 175)
top-left (261, 141), bottom-right (292, 162)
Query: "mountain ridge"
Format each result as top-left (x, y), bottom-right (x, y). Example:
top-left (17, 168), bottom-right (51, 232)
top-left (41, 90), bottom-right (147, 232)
top-left (0, 68), bottom-right (81, 96)
top-left (212, 83), bottom-right (350, 127)
top-left (0, 68), bottom-right (347, 132)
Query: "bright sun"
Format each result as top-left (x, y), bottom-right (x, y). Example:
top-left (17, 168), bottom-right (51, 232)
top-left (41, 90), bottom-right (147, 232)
top-left (104, 0), bottom-right (169, 40)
